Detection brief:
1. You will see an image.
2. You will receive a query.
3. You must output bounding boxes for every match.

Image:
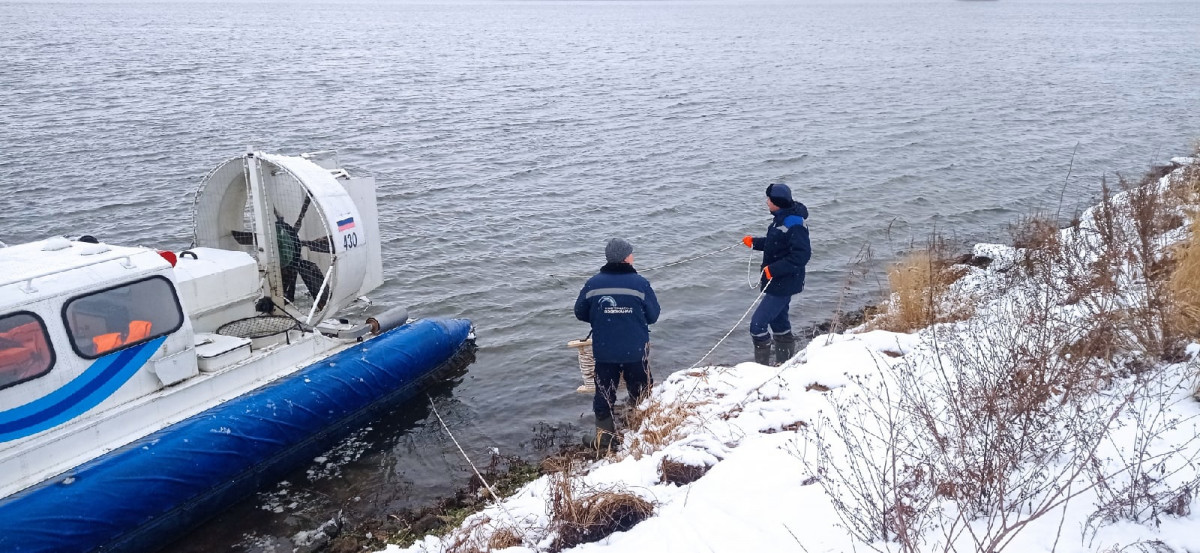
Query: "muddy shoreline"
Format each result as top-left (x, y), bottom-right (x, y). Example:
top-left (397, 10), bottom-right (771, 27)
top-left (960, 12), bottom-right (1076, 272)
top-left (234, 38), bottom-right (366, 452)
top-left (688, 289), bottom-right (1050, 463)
top-left (298, 443), bottom-right (599, 553)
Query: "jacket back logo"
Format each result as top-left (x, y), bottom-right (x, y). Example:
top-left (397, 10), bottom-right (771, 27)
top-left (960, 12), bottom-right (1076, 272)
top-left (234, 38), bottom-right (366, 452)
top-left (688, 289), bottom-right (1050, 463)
top-left (599, 295), bottom-right (633, 314)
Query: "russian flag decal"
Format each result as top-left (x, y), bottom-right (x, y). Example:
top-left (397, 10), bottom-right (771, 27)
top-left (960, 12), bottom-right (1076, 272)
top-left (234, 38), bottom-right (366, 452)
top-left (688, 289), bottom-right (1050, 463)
top-left (337, 217), bottom-right (356, 231)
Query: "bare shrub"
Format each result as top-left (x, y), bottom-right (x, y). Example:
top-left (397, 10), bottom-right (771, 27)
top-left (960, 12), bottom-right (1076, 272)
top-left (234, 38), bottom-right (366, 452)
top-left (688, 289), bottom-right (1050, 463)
top-left (824, 242), bottom-right (879, 339)
top-left (1098, 541), bottom-right (1178, 553)
top-left (1084, 367), bottom-right (1200, 544)
top-left (1017, 170), bottom-right (1184, 361)
top-left (805, 360), bottom-right (929, 553)
top-left (1176, 152), bottom-right (1200, 200)
top-left (812, 297), bottom-right (1171, 552)
top-left (1011, 212), bottom-right (1062, 268)
top-left (810, 161), bottom-right (1200, 553)
top-left (1165, 154), bottom-right (1200, 347)
top-left (1121, 174), bottom-right (1178, 356)
top-left (911, 306), bottom-right (1137, 549)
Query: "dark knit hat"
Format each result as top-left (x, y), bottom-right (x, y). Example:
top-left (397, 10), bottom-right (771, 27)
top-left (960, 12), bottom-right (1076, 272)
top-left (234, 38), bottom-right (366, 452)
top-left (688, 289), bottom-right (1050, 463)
top-left (605, 237), bottom-right (634, 263)
top-left (766, 183), bottom-right (794, 208)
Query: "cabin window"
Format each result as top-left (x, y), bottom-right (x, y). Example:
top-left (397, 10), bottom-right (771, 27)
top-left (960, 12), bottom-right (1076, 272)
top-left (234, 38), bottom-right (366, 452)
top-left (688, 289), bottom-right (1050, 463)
top-left (63, 276), bottom-right (184, 359)
top-left (0, 312), bottom-right (55, 390)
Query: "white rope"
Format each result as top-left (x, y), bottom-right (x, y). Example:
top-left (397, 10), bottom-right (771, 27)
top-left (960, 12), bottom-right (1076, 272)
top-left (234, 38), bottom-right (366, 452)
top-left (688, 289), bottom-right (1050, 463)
top-left (686, 273), bottom-right (768, 371)
top-left (552, 243), bottom-right (741, 281)
top-left (640, 243), bottom-right (739, 272)
top-left (746, 250), bottom-right (759, 289)
top-left (427, 396), bottom-right (531, 545)
top-left (676, 275), bottom-right (769, 405)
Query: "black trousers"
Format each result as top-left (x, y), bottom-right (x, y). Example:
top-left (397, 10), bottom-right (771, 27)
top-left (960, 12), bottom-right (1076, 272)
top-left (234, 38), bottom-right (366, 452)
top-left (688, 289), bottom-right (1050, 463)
top-left (593, 359), bottom-right (652, 421)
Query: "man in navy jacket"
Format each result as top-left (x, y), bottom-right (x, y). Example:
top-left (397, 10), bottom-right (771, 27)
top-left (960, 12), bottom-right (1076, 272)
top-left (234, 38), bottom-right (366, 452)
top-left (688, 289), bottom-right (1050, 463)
top-left (743, 183), bottom-right (811, 366)
top-left (574, 238), bottom-right (661, 452)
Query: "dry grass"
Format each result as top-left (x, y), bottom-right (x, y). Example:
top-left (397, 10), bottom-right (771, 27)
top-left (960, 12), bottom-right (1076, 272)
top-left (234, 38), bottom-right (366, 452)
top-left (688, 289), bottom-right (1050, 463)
top-left (547, 465), bottom-right (654, 552)
top-left (1168, 160), bottom-right (1200, 339)
top-left (1169, 219), bottom-right (1200, 337)
top-left (876, 237), bottom-right (969, 333)
top-left (486, 526), bottom-right (523, 550)
top-left (622, 395), bottom-right (703, 459)
top-left (886, 250), bottom-right (937, 331)
top-left (658, 458), bottom-right (710, 486)
top-left (550, 491), bottom-right (653, 551)
top-left (441, 514), bottom-right (529, 553)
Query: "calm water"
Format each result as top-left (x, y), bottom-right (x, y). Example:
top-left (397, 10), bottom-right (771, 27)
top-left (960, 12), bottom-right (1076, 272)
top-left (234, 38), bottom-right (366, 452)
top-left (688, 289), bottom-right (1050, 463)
top-left (2, 0), bottom-right (1199, 549)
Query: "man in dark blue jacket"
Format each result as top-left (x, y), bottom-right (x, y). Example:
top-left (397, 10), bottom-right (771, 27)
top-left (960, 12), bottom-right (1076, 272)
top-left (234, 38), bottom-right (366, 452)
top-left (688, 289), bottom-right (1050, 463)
top-left (743, 183), bottom-right (811, 366)
top-left (574, 238), bottom-right (661, 452)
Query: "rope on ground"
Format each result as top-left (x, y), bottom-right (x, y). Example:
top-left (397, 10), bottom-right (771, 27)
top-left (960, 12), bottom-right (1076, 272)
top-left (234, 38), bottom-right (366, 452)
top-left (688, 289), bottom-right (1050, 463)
top-left (426, 395), bottom-right (532, 545)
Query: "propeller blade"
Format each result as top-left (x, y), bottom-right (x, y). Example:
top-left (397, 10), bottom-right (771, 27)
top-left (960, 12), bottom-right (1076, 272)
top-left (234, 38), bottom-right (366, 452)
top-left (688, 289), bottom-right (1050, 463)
top-left (302, 236), bottom-right (332, 253)
top-left (294, 195), bottom-right (313, 231)
top-left (231, 230), bottom-right (256, 246)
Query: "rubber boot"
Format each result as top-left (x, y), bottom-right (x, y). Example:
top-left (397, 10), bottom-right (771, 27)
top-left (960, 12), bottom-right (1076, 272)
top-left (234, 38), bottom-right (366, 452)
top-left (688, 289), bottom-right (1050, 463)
top-left (753, 339), bottom-right (773, 365)
top-left (774, 333), bottom-right (797, 366)
top-left (582, 416), bottom-right (618, 453)
top-left (593, 416), bottom-right (618, 454)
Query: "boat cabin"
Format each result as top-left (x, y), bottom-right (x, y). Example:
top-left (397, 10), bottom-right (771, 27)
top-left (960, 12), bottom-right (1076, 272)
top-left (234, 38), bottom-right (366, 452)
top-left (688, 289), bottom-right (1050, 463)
top-left (0, 241), bottom-right (196, 416)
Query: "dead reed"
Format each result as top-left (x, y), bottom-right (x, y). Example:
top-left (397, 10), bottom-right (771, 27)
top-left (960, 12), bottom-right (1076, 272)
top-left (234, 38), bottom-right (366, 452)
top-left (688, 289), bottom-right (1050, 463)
top-left (876, 235), bottom-right (968, 333)
top-left (1168, 161), bottom-right (1200, 339)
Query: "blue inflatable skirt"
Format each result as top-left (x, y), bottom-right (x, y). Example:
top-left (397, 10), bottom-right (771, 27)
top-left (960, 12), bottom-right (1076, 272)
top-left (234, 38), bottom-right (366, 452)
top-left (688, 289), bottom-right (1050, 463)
top-left (0, 317), bottom-right (473, 553)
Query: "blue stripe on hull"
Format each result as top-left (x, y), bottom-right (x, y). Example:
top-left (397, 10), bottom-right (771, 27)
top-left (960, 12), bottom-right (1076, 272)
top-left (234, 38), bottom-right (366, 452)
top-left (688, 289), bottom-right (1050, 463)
top-left (0, 318), bottom-right (472, 553)
top-left (0, 337), bottom-right (167, 442)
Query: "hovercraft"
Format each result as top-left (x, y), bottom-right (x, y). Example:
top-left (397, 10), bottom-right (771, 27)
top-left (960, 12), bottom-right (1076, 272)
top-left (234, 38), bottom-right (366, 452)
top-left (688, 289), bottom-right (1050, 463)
top-left (0, 151), bottom-right (474, 552)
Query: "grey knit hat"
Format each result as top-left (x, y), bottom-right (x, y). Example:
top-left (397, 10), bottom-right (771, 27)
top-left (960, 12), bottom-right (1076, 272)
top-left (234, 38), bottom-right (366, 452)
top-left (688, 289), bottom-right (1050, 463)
top-left (605, 238), bottom-right (634, 263)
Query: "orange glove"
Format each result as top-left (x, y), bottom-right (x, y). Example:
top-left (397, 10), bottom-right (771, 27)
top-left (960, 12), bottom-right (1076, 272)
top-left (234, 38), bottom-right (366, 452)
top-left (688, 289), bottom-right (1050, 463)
top-left (764, 266), bottom-right (773, 280)
top-left (742, 235), bottom-right (754, 248)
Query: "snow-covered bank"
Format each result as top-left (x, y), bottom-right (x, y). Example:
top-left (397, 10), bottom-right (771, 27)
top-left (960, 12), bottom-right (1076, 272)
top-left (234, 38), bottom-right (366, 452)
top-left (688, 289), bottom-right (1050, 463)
top-left (385, 157), bottom-right (1200, 553)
